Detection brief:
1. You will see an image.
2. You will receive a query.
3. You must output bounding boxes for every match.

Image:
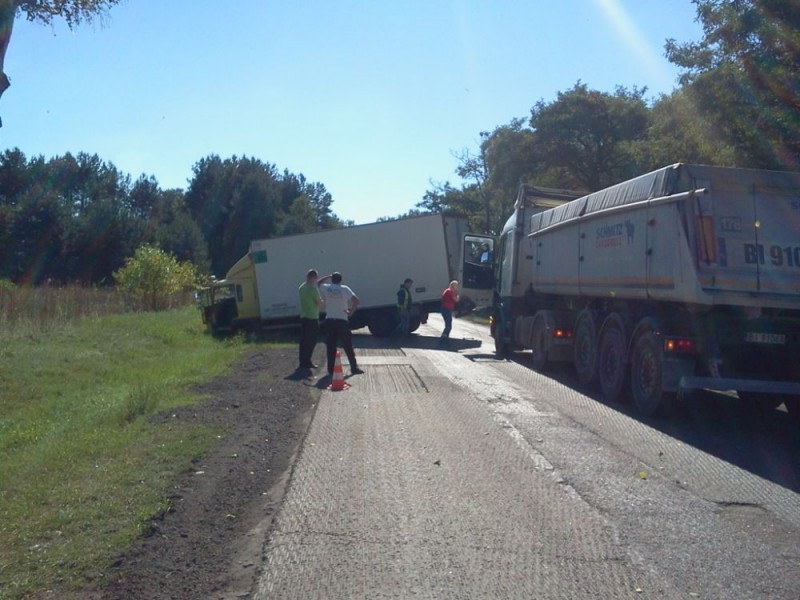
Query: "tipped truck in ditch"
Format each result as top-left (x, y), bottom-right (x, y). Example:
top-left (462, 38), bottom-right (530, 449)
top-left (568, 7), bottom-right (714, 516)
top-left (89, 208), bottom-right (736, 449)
top-left (198, 213), bottom-right (495, 337)
top-left (491, 163), bottom-right (800, 419)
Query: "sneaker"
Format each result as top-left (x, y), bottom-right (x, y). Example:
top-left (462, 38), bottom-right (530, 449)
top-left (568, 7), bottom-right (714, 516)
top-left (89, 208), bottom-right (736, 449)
top-left (351, 367), bottom-right (365, 375)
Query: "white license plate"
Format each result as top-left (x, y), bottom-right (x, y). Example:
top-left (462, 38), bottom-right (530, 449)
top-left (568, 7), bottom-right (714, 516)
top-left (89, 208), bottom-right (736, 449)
top-left (745, 332), bottom-right (786, 345)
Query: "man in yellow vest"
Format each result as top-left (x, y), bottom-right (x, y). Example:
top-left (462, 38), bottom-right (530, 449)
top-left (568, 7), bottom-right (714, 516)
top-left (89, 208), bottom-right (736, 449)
top-left (393, 278), bottom-right (413, 337)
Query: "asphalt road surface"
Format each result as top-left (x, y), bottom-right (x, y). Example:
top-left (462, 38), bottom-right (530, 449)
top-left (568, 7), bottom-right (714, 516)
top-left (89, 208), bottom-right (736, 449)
top-left (254, 314), bottom-right (800, 599)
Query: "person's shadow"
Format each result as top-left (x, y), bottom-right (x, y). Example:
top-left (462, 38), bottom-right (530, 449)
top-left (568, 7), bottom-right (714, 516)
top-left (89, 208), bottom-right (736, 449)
top-left (284, 368), bottom-right (340, 390)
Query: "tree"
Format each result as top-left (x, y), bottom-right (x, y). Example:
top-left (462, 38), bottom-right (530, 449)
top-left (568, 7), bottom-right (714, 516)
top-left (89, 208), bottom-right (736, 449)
top-left (185, 154), bottom-right (344, 276)
top-left (529, 82), bottom-right (650, 191)
top-left (113, 245), bottom-right (198, 312)
top-left (5, 183), bottom-right (66, 283)
top-left (665, 0), bottom-right (800, 169)
top-left (149, 189), bottom-right (209, 273)
top-left (0, 0), bottom-right (122, 118)
top-left (416, 180), bottom-right (484, 231)
top-left (184, 155), bottom-right (283, 276)
top-left (129, 174), bottom-right (161, 220)
top-left (0, 148), bottom-right (155, 284)
top-left (444, 123), bottom-right (536, 234)
top-left (61, 197), bottom-right (145, 284)
top-left (634, 89), bottom-right (738, 170)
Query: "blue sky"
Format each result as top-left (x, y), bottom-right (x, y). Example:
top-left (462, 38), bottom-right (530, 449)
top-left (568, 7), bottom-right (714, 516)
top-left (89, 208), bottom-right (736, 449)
top-left (2, 0), bottom-right (703, 224)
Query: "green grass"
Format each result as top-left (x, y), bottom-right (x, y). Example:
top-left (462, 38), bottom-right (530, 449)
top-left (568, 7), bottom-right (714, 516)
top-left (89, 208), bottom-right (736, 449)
top-left (0, 307), bottom-right (249, 599)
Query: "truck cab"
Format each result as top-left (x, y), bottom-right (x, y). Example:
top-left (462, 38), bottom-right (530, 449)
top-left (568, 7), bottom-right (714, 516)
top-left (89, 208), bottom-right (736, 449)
top-left (198, 255), bottom-right (259, 331)
top-left (491, 185), bottom-right (584, 354)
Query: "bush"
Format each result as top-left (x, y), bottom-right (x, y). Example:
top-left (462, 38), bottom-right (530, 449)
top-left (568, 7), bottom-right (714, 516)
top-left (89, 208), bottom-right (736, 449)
top-left (114, 246), bottom-right (199, 311)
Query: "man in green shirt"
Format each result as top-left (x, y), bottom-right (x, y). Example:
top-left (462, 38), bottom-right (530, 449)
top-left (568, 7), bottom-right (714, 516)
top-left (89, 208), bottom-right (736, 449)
top-left (298, 269), bottom-right (323, 370)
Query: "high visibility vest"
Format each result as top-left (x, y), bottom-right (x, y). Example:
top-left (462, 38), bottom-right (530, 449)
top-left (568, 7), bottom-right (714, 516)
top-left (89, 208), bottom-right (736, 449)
top-left (397, 286), bottom-right (411, 309)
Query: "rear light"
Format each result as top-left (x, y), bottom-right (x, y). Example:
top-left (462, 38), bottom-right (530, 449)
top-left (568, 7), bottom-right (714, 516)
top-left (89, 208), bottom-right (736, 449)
top-left (553, 328), bottom-right (573, 339)
top-left (488, 315), bottom-right (495, 326)
top-left (664, 338), bottom-right (696, 354)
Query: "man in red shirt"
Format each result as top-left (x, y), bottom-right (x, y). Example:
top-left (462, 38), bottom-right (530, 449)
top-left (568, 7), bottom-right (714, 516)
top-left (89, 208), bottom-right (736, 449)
top-left (440, 280), bottom-right (459, 343)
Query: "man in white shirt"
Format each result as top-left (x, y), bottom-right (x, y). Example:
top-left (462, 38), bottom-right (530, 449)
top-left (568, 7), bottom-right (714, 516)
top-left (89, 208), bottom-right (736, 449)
top-left (318, 272), bottom-right (364, 376)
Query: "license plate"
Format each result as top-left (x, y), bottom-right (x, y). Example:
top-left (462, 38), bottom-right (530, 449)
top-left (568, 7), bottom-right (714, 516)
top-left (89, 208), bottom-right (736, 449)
top-left (745, 332), bottom-right (786, 345)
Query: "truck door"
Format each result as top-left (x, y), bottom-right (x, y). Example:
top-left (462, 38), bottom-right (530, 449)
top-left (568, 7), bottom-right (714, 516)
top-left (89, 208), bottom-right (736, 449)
top-left (695, 179), bottom-right (800, 296)
top-left (751, 185), bottom-right (800, 295)
top-left (460, 235), bottom-right (495, 309)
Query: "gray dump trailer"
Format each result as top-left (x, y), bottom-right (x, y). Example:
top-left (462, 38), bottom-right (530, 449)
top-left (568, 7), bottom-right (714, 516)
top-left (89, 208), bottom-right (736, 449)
top-left (491, 163), bottom-right (800, 418)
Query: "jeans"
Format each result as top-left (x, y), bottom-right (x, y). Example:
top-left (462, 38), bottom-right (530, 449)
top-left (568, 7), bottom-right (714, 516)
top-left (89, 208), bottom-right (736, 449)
top-left (394, 308), bottom-right (410, 336)
top-left (325, 319), bottom-right (357, 373)
top-left (441, 308), bottom-right (453, 338)
top-left (299, 317), bottom-right (319, 367)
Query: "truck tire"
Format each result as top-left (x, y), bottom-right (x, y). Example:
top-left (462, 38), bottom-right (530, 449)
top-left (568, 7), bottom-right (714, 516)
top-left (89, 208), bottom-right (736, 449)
top-left (491, 318), bottom-right (510, 356)
top-left (409, 316), bottom-right (422, 333)
top-left (574, 309), bottom-right (598, 386)
top-left (598, 314), bottom-right (627, 402)
top-left (367, 310), bottom-right (397, 337)
top-left (631, 330), bottom-right (672, 416)
top-left (530, 314), bottom-right (549, 372)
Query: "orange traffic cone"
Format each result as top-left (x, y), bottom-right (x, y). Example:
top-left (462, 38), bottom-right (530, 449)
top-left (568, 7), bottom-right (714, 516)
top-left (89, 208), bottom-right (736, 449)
top-left (327, 350), bottom-right (349, 391)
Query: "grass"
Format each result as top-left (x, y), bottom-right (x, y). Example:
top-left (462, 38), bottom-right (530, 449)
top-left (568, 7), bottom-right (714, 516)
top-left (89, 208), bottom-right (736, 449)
top-left (0, 305), bottom-right (250, 599)
top-left (0, 285), bottom-right (127, 333)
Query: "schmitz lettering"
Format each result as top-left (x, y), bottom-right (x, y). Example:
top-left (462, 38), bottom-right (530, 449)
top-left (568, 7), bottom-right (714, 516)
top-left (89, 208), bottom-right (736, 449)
top-left (595, 220), bottom-right (635, 248)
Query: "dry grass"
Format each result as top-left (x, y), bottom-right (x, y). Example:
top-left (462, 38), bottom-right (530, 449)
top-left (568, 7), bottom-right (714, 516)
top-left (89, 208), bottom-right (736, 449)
top-left (0, 283), bottom-right (193, 336)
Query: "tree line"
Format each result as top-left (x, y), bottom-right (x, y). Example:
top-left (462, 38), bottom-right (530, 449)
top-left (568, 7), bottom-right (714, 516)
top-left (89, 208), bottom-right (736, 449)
top-left (1, 0), bottom-right (797, 286)
top-left (0, 151), bottom-right (346, 285)
top-left (416, 0), bottom-right (799, 234)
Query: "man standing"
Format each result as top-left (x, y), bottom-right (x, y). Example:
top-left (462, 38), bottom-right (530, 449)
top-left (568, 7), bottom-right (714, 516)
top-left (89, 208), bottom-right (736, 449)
top-left (393, 278), bottom-right (413, 337)
top-left (440, 280), bottom-right (460, 343)
top-left (297, 269), bottom-right (323, 370)
top-left (318, 272), bottom-right (364, 376)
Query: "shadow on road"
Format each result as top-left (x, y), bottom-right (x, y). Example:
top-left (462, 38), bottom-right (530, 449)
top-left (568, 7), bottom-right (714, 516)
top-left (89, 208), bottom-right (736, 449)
top-left (506, 353), bottom-right (800, 494)
top-left (351, 332), bottom-right (483, 352)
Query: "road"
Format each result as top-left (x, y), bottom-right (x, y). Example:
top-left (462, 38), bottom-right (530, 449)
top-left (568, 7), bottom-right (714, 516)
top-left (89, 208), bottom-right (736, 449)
top-left (254, 314), bottom-right (800, 599)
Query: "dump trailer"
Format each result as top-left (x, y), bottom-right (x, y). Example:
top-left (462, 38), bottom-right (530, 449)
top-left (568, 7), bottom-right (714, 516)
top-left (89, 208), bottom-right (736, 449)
top-left (199, 213), bottom-right (494, 336)
top-left (491, 163), bottom-right (800, 418)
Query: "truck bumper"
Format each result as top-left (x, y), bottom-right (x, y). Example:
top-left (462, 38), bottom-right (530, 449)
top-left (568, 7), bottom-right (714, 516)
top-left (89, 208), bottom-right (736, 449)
top-left (679, 376), bottom-right (800, 395)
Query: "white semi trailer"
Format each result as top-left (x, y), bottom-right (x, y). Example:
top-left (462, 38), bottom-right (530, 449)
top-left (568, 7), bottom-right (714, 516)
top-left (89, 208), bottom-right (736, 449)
top-left (199, 213), bottom-right (494, 336)
top-left (491, 163), bottom-right (800, 418)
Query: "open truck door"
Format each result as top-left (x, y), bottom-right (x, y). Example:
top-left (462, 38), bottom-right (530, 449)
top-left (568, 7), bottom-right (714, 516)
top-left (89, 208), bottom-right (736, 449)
top-left (459, 235), bottom-right (495, 312)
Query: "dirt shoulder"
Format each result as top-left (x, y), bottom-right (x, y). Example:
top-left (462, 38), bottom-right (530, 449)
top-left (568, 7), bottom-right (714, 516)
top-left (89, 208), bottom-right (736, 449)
top-left (82, 345), bottom-right (320, 600)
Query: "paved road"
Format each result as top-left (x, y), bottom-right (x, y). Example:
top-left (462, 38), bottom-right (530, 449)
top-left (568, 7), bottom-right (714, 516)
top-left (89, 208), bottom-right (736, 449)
top-left (254, 316), bottom-right (800, 599)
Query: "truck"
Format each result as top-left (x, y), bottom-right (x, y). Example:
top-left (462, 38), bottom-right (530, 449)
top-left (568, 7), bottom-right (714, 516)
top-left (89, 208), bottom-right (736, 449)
top-left (198, 213), bottom-right (495, 336)
top-left (491, 163), bottom-right (800, 419)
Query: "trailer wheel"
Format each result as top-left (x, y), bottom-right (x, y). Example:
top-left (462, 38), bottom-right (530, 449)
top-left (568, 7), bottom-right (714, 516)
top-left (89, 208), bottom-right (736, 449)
top-left (631, 330), bottom-right (672, 416)
top-left (573, 309), bottom-right (598, 386)
top-left (367, 310), bottom-right (397, 337)
top-left (530, 314), bottom-right (549, 372)
top-left (598, 315), bottom-right (627, 402)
